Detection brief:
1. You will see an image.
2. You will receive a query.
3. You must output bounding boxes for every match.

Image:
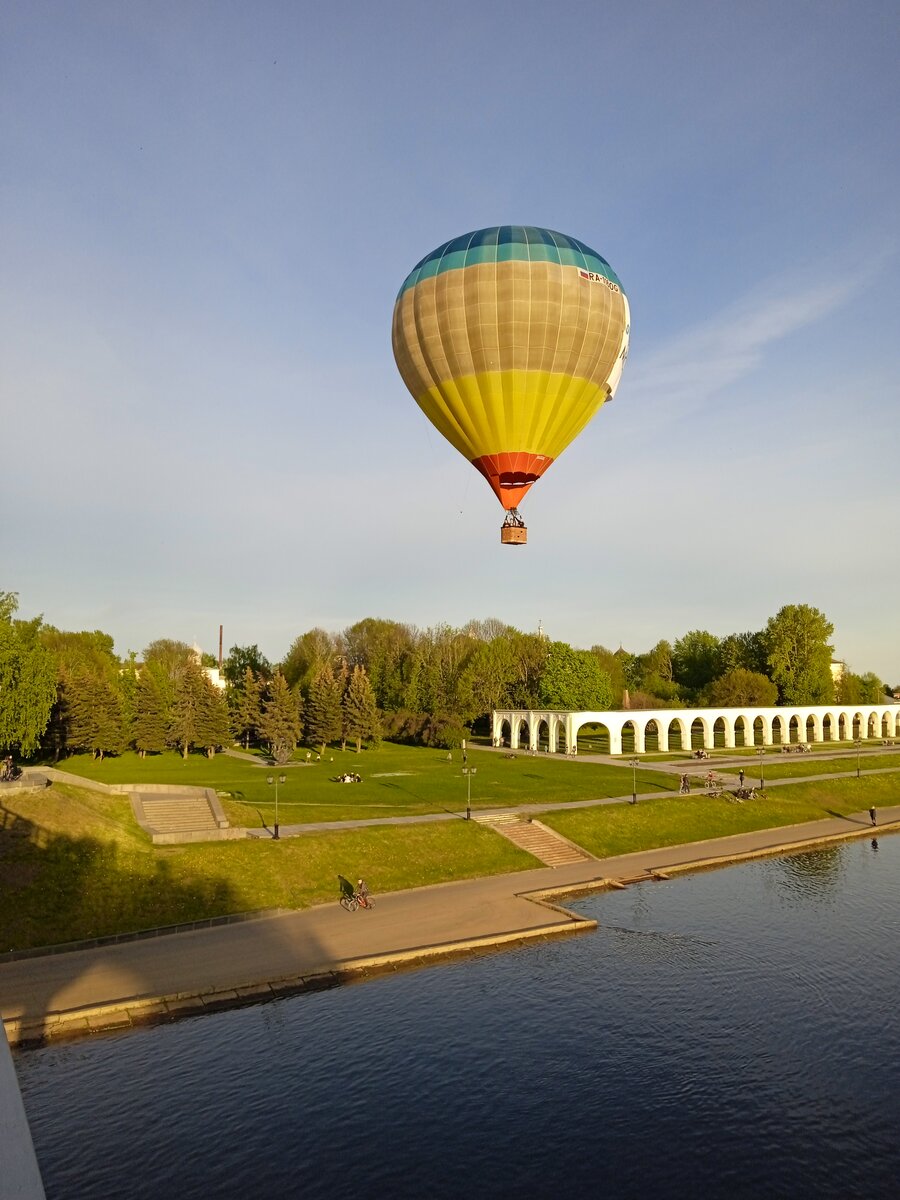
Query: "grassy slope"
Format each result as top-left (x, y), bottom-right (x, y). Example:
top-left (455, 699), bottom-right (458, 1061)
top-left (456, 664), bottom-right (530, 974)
top-left (539, 773), bottom-right (900, 859)
top-left (52, 745), bottom-right (676, 827)
top-left (0, 783), bottom-right (535, 952)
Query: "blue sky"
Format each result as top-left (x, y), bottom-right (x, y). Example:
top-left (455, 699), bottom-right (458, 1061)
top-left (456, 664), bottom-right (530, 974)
top-left (2, 1), bottom-right (898, 679)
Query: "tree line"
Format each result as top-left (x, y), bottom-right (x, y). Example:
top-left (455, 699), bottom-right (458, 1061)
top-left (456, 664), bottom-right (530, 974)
top-left (0, 591), bottom-right (894, 761)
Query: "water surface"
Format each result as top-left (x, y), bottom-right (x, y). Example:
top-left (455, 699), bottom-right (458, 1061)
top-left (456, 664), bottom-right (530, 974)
top-left (16, 835), bottom-right (900, 1199)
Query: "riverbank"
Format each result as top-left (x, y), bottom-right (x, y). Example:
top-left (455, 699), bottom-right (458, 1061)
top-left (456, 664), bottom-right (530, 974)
top-left (3, 804), bottom-right (897, 1049)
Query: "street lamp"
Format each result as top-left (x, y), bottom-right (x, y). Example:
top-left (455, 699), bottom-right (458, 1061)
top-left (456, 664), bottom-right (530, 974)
top-left (462, 766), bottom-right (477, 820)
top-left (756, 746), bottom-right (765, 789)
top-left (854, 737), bottom-right (862, 778)
top-left (629, 757), bottom-right (639, 805)
top-left (266, 772), bottom-right (286, 839)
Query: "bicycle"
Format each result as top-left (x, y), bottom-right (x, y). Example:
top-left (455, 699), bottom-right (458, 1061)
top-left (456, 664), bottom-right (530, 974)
top-left (340, 891), bottom-right (376, 912)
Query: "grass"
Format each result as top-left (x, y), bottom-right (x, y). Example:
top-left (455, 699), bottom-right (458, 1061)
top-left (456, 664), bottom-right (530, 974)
top-left (538, 773), bottom-right (900, 860)
top-left (3, 766), bottom-right (898, 954)
top-left (762, 752), bottom-right (900, 779)
top-left (50, 744), bottom-right (677, 828)
top-left (0, 783), bottom-right (535, 953)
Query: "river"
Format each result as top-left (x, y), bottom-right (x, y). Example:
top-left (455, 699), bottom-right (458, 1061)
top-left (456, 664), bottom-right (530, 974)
top-left (15, 834), bottom-right (900, 1198)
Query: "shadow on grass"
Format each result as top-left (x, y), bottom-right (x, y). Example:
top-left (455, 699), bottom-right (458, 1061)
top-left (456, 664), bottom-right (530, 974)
top-left (0, 800), bottom-right (327, 1047)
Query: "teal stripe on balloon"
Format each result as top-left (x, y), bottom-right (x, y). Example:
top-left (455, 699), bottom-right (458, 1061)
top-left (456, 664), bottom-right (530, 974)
top-left (396, 226), bottom-right (623, 298)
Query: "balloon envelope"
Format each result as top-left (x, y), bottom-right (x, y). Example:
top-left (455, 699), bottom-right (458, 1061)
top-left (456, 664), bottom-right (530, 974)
top-left (392, 225), bottom-right (630, 511)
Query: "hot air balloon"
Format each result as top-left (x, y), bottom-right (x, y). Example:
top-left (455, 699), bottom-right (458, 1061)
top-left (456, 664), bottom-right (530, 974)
top-left (391, 225), bottom-right (630, 544)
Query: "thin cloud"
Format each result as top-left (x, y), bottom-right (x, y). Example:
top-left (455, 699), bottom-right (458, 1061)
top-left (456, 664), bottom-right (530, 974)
top-left (619, 257), bottom-right (889, 423)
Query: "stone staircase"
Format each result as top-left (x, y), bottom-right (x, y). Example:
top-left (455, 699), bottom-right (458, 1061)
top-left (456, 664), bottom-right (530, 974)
top-left (474, 813), bottom-right (592, 867)
top-left (137, 793), bottom-right (221, 836)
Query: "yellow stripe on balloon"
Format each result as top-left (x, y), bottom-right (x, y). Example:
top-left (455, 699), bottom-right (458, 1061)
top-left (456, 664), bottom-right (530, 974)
top-left (416, 370), bottom-right (610, 463)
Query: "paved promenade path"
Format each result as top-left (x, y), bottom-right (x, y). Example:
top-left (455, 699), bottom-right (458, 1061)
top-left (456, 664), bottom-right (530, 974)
top-left (2, 804), bottom-right (897, 1047)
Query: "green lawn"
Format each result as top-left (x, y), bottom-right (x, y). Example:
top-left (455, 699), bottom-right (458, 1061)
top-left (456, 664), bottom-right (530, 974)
top-left (51, 745), bottom-right (677, 828)
top-left (762, 752), bottom-right (900, 779)
top-left (0, 782), bottom-right (535, 952)
top-left (538, 772), bottom-right (900, 859)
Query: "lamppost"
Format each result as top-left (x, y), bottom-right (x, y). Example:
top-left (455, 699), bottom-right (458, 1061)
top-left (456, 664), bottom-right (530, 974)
top-left (629, 757), bottom-right (639, 805)
top-left (854, 737), bottom-right (862, 778)
top-left (267, 772), bottom-right (286, 839)
top-left (756, 746), bottom-right (765, 789)
top-left (462, 766), bottom-right (477, 820)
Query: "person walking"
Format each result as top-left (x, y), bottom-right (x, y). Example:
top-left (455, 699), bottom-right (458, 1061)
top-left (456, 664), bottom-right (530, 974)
top-left (738, 768), bottom-right (745, 788)
top-left (869, 806), bottom-right (877, 827)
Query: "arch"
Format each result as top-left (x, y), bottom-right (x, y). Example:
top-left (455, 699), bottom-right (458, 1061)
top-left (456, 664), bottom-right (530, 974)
top-left (852, 711), bottom-right (863, 739)
top-left (867, 712), bottom-right (878, 738)
top-left (643, 718), bottom-right (663, 753)
top-left (575, 721), bottom-right (611, 755)
top-left (516, 717), bottom-right (532, 751)
top-left (806, 714), bottom-right (819, 743)
top-left (753, 716), bottom-right (766, 746)
top-left (713, 715), bottom-right (728, 749)
top-left (620, 719), bottom-right (639, 754)
top-left (822, 712), bottom-right (835, 742)
top-left (882, 712), bottom-right (892, 738)
top-left (734, 715), bottom-right (751, 748)
top-left (498, 718), bottom-right (512, 748)
top-left (537, 718), bottom-right (552, 753)
top-left (690, 716), bottom-right (711, 751)
top-left (667, 717), bottom-right (688, 752)
top-left (771, 713), bottom-right (789, 745)
top-left (553, 717), bottom-right (569, 753)
top-left (789, 715), bottom-right (801, 744)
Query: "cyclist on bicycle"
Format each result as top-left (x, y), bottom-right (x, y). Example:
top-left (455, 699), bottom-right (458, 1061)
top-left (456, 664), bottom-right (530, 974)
top-left (338, 875), bottom-right (355, 902)
top-left (357, 877), bottom-right (370, 903)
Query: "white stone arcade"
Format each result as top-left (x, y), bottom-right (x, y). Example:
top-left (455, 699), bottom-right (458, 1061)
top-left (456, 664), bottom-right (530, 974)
top-left (491, 703), bottom-right (900, 756)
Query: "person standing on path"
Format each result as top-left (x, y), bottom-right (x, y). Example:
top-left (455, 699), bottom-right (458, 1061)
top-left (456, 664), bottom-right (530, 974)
top-left (869, 806), bottom-right (877, 826)
top-left (738, 768), bottom-right (745, 787)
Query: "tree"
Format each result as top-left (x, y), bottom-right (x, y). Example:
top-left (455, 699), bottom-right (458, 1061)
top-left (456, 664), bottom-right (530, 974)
top-left (719, 631), bottom-right (768, 676)
top-left (143, 639), bottom-right (194, 681)
top-left (340, 618), bottom-right (417, 711)
top-left (764, 604), bottom-right (834, 704)
top-left (305, 664), bottom-right (343, 754)
top-left (707, 668), bottom-right (778, 707)
top-left (230, 666), bottom-right (264, 749)
top-left (223, 644), bottom-right (272, 689)
top-left (281, 628), bottom-right (337, 694)
top-left (836, 669), bottom-right (884, 705)
top-left (64, 668), bottom-right (127, 760)
top-left (168, 661), bottom-right (229, 759)
top-left (538, 642), bottom-right (613, 710)
top-left (672, 631), bottom-right (722, 695)
top-left (0, 594), bottom-right (57, 756)
top-left (342, 665), bottom-right (381, 751)
top-left (133, 668), bottom-right (171, 756)
top-left (590, 646), bottom-right (628, 705)
top-left (257, 672), bottom-right (303, 764)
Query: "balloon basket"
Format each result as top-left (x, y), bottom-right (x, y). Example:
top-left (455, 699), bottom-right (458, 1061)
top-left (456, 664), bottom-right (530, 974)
top-left (501, 524), bottom-right (527, 545)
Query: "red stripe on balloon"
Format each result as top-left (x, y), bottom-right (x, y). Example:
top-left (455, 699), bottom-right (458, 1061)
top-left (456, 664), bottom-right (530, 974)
top-left (471, 452), bottom-right (555, 510)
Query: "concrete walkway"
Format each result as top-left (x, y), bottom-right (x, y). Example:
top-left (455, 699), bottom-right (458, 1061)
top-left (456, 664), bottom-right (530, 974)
top-left (2, 805), bottom-right (896, 1048)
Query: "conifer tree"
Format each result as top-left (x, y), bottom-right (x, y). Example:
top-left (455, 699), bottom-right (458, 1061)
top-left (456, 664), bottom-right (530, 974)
top-left (342, 665), bottom-right (380, 752)
top-left (305, 663), bottom-right (342, 755)
top-left (65, 667), bottom-right (127, 760)
top-left (134, 668), bottom-right (171, 756)
top-left (169, 660), bottom-right (208, 759)
top-left (230, 666), bottom-right (264, 750)
top-left (257, 672), bottom-right (303, 765)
